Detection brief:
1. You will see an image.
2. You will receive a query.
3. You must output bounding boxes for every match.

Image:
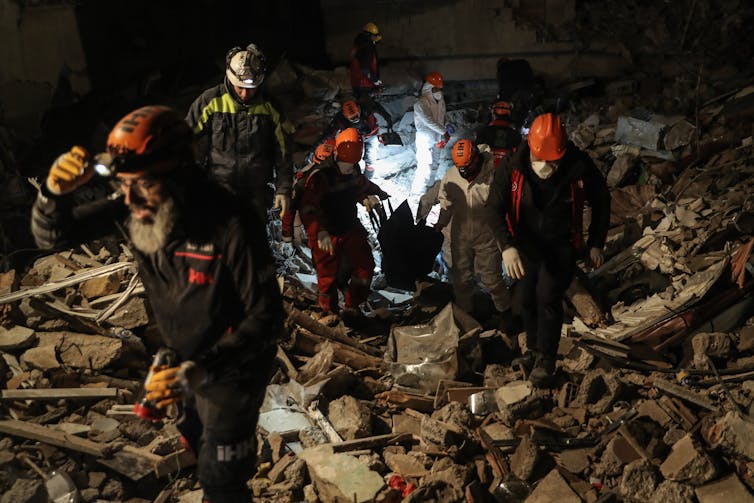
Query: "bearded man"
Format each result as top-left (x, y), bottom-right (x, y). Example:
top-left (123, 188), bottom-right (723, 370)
top-left (31, 105), bottom-right (284, 503)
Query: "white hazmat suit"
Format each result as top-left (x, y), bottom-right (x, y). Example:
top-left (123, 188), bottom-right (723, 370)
top-left (436, 146), bottom-right (510, 314)
top-left (413, 81), bottom-right (447, 193)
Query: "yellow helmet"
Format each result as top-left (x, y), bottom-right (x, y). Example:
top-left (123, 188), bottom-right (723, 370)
top-left (362, 22), bottom-right (382, 42)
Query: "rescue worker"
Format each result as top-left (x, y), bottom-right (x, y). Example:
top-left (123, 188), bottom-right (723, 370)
top-left (186, 43), bottom-right (294, 225)
top-left (283, 139), bottom-right (336, 245)
top-left (349, 22), bottom-right (393, 136)
top-left (283, 128), bottom-right (389, 325)
top-left (434, 139), bottom-right (510, 317)
top-left (413, 71), bottom-right (453, 193)
top-left (487, 113), bottom-right (610, 387)
top-left (476, 100), bottom-right (521, 167)
top-left (31, 106), bottom-right (285, 502)
top-left (322, 100), bottom-right (383, 176)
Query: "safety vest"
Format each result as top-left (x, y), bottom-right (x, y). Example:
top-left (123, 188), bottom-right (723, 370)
top-left (506, 169), bottom-right (586, 251)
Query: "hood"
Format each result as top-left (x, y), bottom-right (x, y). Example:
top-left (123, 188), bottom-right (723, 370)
top-left (421, 81), bottom-right (435, 97)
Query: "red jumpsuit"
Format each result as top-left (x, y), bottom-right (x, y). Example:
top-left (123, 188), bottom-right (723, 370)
top-left (282, 158), bottom-right (387, 312)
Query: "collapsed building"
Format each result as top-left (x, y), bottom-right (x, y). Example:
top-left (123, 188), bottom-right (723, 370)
top-left (1, 1), bottom-right (754, 502)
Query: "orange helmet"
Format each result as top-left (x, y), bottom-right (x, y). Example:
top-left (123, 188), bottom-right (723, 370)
top-left (341, 100), bottom-right (361, 123)
top-left (313, 139), bottom-right (335, 164)
top-left (491, 101), bottom-right (512, 119)
top-left (426, 72), bottom-right (443, 89)
top-left (102, 105), bottom-right (193, 175)
top-left (363, 22), bottom-right (381, 42)
top-left (452, 139), bottom-right (476, 168)
top-left (335, 128), bottom-right (363, 164)
top-left (528, 113), bottom-right (567, 161)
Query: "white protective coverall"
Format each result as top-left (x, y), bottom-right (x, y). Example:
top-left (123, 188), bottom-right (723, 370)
top-left (436, 146), bottom-right (510, 314)
top-left (413, 81), bottom-right (447, 193)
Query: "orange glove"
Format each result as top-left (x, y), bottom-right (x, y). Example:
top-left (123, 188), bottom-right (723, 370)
top-left (47, 146), bottom-right (94, 195)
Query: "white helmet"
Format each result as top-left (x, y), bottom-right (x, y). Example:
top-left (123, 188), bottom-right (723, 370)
top-left (226, 43), bottom-right (266, 89)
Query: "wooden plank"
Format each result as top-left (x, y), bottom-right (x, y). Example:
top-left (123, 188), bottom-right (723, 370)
top-left (288, 307), bottom-right (381, 356)
top-left (0, 419), bottom-right (110, 457)
top-left (331, 432), bottom-right (413, 453)
top-left (652, 379), bottom-right (717, 411)
top-left (294, 329), bottom-right (383, 370)
top-left (1, 388), bottom-right (119, 401)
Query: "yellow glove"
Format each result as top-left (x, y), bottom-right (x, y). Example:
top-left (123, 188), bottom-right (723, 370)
top-left (47, 146), bottom-right (94, 195)
top-left (362, 195), bottom-right (381, 212)
top-left (274, 194), bottom-right (291, 218)
top-left (144, 366), bottom-right (181, 409)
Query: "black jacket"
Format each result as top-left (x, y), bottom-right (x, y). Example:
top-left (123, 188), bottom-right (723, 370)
top-left (185, 81), bottom-right (294, 197)
top-left (31, 173), bottom-right (284, 371)
top-left (487, 142), bottom-right (611, 259)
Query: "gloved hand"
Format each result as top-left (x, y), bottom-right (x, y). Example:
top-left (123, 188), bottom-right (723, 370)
top-left (317, 230), bottom-right (334, 255)
top-left (362, 195), bottom-right (381, 212)
top-left (274, 194), bottom-right (291, 218)
top-left (446, 124), bottom-right (455, 135)
top-left (502, 247), bottom-right (525, 280)
top-left (144, 365), bottom-right (181, 409)
top-left (47, 146), bottom-right (94, 195)
top-left (589, 247), bottom-right (605, 269)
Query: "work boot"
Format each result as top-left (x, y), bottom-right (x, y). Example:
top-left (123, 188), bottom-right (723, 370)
top-left (341, 307), bottom-right (368, 329)
top-left (529, 355), bottom-right (556, 388)
top-left (511, 350), bottom-right (537, 372)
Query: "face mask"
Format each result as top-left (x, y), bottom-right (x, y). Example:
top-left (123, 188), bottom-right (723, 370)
top-left (336, 160), bottom-right (355, 175)
top-left (432, 91), bottom-right (443, 101)
top-left (531, 160), bottom-right (558, 179)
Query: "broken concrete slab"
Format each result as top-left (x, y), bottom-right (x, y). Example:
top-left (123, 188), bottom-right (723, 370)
top-left (495, 380), bottom-right (533, 408)
top-left (650, 480), bottom-right (696, 503)
top-left (660, 434), bottom-right (717, 485)
top-left (0, 478), bottom-right (47, 503)
top-left (707, 411), bottom-right (754, 462)
top-left (327, 395), bottom-right (371, 440)
top-left (573, 369), bottom-right (623, 414)
top-left (510, 435), bottom-right (539, 482)
top-left (0, 325), bottom-right (36, 350)
top-left (691, 332), bottom-right (731, 367)
top-left (424, 457), bottom-right (473, 491)
top-left (620, 459), bottom-right (660, 501)
top-left (420, 414), bottom-right (459, 448)
top-left (299, 444), bottom-right (384, 503)
top-left (695, 473), bottom-right (754, 503)
top-left (523, 468), bottom-right (580, 503)
top-left (105, 297), bottom-right (149, 329)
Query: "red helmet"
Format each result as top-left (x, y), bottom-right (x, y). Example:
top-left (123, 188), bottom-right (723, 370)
top-left (528, 113), bottom-right (566, 161)
top-left (335, 128), bottom-right (363, 164)
top-left (426, 72), bottom-right (443, 89)
top-left (103, 105), bottom-right (193, 175)
top-left (314, 139), bottom-right (335, 164)
top-left (342, 100), bottom-right (361, 123)
top-left (491, 101), bottom-right (512, 119)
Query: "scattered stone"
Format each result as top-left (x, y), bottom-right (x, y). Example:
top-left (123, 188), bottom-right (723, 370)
top-left (384, 450), bottom-right (428, 477)
top-left (424, 457), bottom-right (472, 491)
top-left (268, 452), bottom-right (297, 483)
top-left (80, 488), bottom-right (99, 502)
top-left (660, 434), bottom-right (717, 485)
top-left (737, 326), bottom-right (754, 352)
top-left (80, 272), bottom-right (123, 300)
top-left (106, 297), bottom-right (149, 329)
top-left (299, 445), bottom-right (384, 503)
top-left (0, 478), bottom-right (46, 503)
top-left (56, 332), bottom-right (124, 370)
top-left (524, 469), bottom-right (581, 503)
top-left (88, 471), bottom-right (107, 489)
top-left (101, 478), bottom-right (124, 500)
top-left (0, 326), bottom-right (36, 351)
top-left (299, 426), bottom-right (328, 448)
top-left (420, 415), bottom-right (458, 448)
top-left (328, 395), bottom-right (372, 440)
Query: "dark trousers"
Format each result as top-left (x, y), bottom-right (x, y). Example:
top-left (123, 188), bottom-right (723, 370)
top-left (513, 246), bottom-right (575, 358)
top-left (177, 352), bottom-right (276, 503)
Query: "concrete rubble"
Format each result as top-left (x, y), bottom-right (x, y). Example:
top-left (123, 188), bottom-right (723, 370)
top-left (1, 4), bottom-right (754, 501)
